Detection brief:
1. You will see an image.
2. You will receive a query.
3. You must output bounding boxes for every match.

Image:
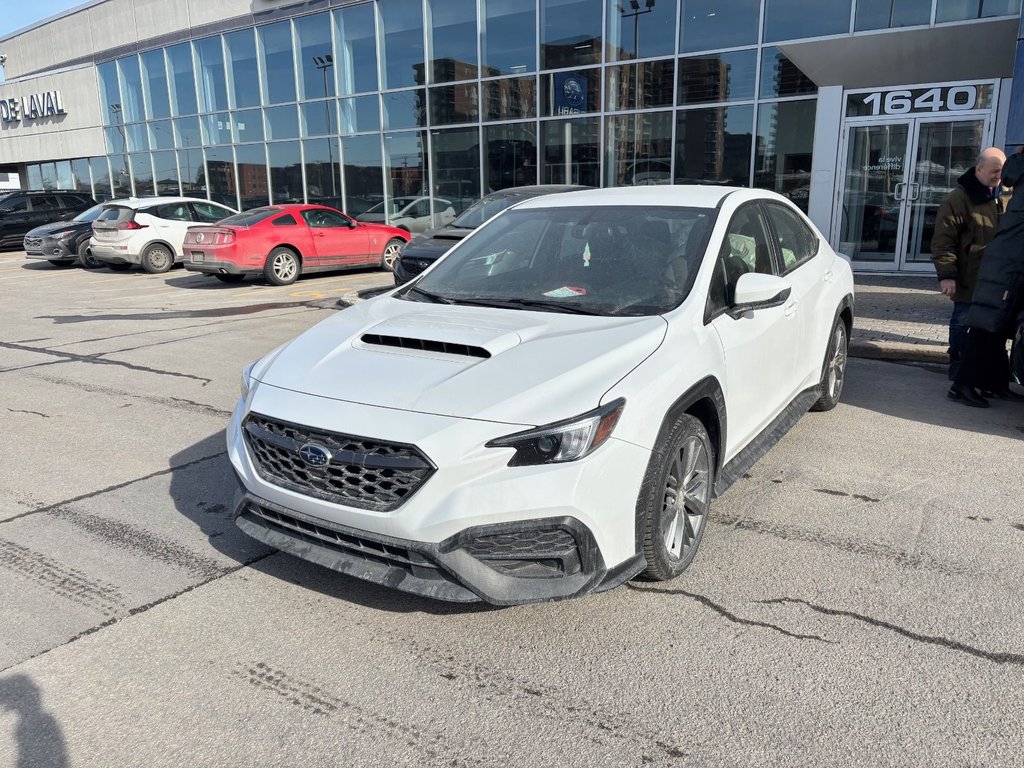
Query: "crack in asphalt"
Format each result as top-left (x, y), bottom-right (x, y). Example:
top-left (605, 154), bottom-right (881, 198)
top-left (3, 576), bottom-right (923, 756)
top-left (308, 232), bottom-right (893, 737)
top-left (6, 408), bottom-right (49, 418)
top-left (0, 340), bottom-right (212, 384)
top-left (760, 597), bottom-right (1024, 666)
top-left (24, 372), bottom-right (232, 418)
top-left (626, 584), bottom-right (834, 643)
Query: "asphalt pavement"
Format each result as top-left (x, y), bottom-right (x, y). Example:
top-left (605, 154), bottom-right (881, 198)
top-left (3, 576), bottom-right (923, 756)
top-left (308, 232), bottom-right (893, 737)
top-left (1, 252), bottom-right (1022, 767)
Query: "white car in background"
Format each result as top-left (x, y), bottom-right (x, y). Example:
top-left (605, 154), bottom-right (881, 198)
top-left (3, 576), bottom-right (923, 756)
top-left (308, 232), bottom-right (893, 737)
top-left (89, 197), bottom-right (237, 273)
top-left (357, 196), bottom-right (456, 234)
top-left (229, 186), bottom-right (854, 605)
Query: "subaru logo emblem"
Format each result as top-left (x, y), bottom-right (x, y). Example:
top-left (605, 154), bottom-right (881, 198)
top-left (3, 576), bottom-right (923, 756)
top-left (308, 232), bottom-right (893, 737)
top-left (298, 443), bottom-right (332, 467)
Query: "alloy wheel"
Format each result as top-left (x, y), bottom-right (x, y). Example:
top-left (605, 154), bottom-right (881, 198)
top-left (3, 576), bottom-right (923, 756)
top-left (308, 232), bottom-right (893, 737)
top-left (382, 241), bottom-right (402, 271)
top-left (827, 325), bottom-right (847, 400)
top-left (661, 436), bottom-right (710, 560)
top-left (273, 253), bottom-right (297, 282)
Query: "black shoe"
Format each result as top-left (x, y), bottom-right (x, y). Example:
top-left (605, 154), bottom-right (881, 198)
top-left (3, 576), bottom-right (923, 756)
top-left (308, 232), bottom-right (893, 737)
top-left (981, 388), bottom-right (1024, 403)
top-left (948, 384), bottom-right (990, 408)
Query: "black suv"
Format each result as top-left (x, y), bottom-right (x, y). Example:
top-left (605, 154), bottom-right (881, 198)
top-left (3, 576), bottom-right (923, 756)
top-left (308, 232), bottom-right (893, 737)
top-left (0, 190), bottom-right (96, 250)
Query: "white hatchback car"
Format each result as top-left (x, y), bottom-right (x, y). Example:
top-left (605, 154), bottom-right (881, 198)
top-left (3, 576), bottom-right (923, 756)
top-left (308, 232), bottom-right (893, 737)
top-left (229, 187), bottom-right (854, 605)
top-left (90, 197), bottom-right (237, 273)
top-left (357, 196), bottom-right (456, 234)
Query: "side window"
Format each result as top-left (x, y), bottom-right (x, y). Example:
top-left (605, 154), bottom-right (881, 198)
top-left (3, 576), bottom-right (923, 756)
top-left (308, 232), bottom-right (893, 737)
top-left (155, 203), bottom-right (194, 221)
top-left (0, 197), bottom-right (28, 213)
top-left (30, 195), bottom-right (63, 211)
top-left (192, 202), bottom-right (230, 223)
top-left (765, 202), bottom-right (819, 272)
top-left (706, 205), bottom-right (776, 319)
top-left (407, 201), bottom-right (430, 218)
top-left (302, 209), bottom-right (349, 228)
top-left (272, 214), bottom-right (297, 226)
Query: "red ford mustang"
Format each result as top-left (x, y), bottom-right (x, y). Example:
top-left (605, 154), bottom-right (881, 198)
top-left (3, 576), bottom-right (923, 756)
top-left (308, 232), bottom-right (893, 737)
top-left (182, 204), bottom-right (410, 285)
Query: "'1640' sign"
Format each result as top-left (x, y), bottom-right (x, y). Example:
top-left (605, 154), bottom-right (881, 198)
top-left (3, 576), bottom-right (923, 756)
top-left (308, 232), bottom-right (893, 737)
top-left (0, 91), bottom-right (68, 124)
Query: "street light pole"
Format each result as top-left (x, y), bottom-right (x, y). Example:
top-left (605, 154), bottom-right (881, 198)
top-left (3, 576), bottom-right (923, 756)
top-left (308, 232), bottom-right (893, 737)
top-left (312, 54), bottom-right (337, 199)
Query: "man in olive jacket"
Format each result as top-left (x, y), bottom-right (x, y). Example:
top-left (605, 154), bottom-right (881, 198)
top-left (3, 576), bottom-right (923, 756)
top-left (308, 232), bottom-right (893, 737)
top-left (931, 146), bottom-right (1008, 379)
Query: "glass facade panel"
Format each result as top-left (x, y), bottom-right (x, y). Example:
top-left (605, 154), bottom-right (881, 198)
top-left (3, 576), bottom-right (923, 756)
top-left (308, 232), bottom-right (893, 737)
top-left (202, 112), bottom-right (232, 146)
top-left (300, 100), bottom-right (338, 137)
top-left (150, 119), bottom-right (175, 151)
top-left (153, 150), bottom-right (180, 196)
top-left (195, 36), bottom-right (229, 114)
top-left (266, 105), bottom-right (300, 140)
top-left (606, 0), bottom-right (677, 61)
top-left (206, 146), bottom-right (239, 208)
top-left (118, 56), bottom-right (145, 123)
top-left (141, 49), bottom-right (171, 120)
top-left (105, 127), bottom-right (125, 155)
top-left (674, 105), bottom-right (753, 185)
top-left (340, 95), bottom-right (381, 134)
top-left (432, 127), bottom-right (481, 213)
top-left (72, 159), bottom-right (92, 195)
top-left (484, 77), bottom-right (537, 121)
top-left (764, 0), bottom-right (852, 42)
top-left (384, 131), bottom-right (428, 208)
top-left (855, 0), bottom-right (933, 30)
top-left (130, 154), bottom-right (155, 196)
top-left (90, 157), bottom-right (113, 201)
top-left (296, 13), bottom-right (336, 100)
top-left (40, 163), bottom-right (57, 190)
top-left (759, 48), bottom-right (817, 99)
top-left (755, 99), bottom-right (816, 211)
top-left (236, 144), bottom-right (269, 209)
top-left (430, 84), bottom-right (480, 125)
top-left (174, 116), bottom-right (202, 149)
top-left (125, 124), bottom-right (149, 152)
top-left (681, 0), bottom-right (761, 53)
top-left (335, 3), bottom-right (379, 95)
top-left (380, 0), bottom-right (426, 89)
top-left (606, 112), bottom-right (674, 187)
top-left (541, 0), bottom-right (603, 69)
top-left (303, 138), bottom-right (341, 203)
top-left (482, 0), bottom-right (536, 76)
top-left (542, 68), bottom-right (601, 117)
top-left (55, 161), bottom-right (73, 190)
top-left (225, 29), bottom-right (261, 109)
top-left (483, 122), bottom-right (537, 190)
top-left (541, 117), bottom-right (600, 186)
top-left (383, 90), bottom-right (427, 129)
top-left (98, 61), bottom-right (122, 126)
top-left (260, 21), bottom-right (298, 105)
top-left (26, 165), bottom-right (43, 190)
top-left (936, 0), bottom-right (1021, 21)
top-left (606, 60), bottom-right (675, 111)
top-left (679, 50), bottom-right (757, 105)
top-left (430, 0), bottom-right (478, 83)
top-left (178, 148), bottom-right (206, 197)
top-left (268, 141), bottom-right (303, 203)
top-left (234, 109), bottom-right (265, 143)
top-left (343, 134), bottom-right (385, 216)
top-left (110, 155), bottom-right (132, 198)
top-left (166, 43), bottom-right (198, 116)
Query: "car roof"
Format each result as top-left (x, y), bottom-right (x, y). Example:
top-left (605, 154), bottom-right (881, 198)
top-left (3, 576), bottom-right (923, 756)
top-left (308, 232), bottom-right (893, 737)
top-left (483, 185), bottom-right (591, 200)
top-left (102, 196), bottom-right (231, 209)
top-left (512, 185), bottom-right (747, 210)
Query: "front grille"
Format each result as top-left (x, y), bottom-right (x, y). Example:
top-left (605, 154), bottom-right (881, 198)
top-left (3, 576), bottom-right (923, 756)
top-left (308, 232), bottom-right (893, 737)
top-left (461, 528), bottom-right (578, 559)
top-left (24, 236), bottom-right (43, 251)
top-left (243, 414), bottom-right (435, 512)
top-left (401, 258), bottom-right (430, 276)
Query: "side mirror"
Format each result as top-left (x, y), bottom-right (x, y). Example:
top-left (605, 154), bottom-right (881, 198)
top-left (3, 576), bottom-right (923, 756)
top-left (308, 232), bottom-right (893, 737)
top-left (729, 272), bottom-right (791, 319)
top-left (347, 218), bottom-right (357, 229)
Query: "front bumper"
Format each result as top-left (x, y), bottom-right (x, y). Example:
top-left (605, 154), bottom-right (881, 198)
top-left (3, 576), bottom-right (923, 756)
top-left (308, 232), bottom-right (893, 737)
top-left (24, 236), bottom-right (74, 260)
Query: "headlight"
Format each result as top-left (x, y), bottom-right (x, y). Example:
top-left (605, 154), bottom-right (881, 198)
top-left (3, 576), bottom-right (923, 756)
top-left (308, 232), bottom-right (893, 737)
top-left (240, 361), bottom-right (257, 398)
top-left (56, 230), bottom-right (76, 240)
top-left (486, 399), bottom-right (625, 467)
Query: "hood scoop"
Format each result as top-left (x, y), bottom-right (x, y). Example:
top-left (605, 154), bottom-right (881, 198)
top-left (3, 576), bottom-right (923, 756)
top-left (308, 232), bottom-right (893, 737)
top-left (360, 333), bottom-right (491, 359)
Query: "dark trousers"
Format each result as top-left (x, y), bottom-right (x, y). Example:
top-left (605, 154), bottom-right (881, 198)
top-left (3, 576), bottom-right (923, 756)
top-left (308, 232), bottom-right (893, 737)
top-left (954, 327), bottom-right (1010, 392)
top-left (948, 301), bottom-right (971, 380)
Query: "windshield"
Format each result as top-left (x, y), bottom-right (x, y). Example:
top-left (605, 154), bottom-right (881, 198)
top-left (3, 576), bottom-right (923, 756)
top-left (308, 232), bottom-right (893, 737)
top-left (219, 207), bottom-right (281, 226)
top-left (405, 206), bottom-right (715, 317)
top-left (449, 194), bottom-right (524, 229)
top-left (73, 204), bottom-right (106, 223)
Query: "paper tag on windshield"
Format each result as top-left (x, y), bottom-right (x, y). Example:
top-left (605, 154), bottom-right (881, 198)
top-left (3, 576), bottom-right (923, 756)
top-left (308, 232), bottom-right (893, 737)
top-left (543, 286), bottom-right (587, 298)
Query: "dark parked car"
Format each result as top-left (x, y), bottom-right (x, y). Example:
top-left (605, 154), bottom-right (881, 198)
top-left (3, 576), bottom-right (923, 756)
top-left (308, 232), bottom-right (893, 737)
top-left (0, 190), bottom-right (95, 250)
top-left (392, 185), bottom-right (590, 285)
top-left (24, 203), bottom-right (107, 267)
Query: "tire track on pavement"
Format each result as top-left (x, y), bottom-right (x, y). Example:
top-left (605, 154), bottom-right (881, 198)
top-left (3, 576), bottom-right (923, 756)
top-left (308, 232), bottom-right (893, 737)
top-left (0, 539), bottom-right (124, 614)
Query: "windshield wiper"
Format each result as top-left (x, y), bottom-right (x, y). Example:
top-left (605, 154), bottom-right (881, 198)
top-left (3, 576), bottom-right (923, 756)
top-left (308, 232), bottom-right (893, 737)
top-left (447, 297), bottom-right (605, 315)
top-left (404, 285), bottom-right (455, 304)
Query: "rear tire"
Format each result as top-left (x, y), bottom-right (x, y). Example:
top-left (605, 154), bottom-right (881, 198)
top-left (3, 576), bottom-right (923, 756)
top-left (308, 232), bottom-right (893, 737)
top-left (141, 244), bottom-right (174, 274)
top-left (811, 318), bottom-right (848, 412)
top-left (381, 238), bottom-right (404, 271)
top-left (214, 273), bottom-right (245, 284)
top-left (263, 247), bottom-right (301, 286)
top-left (107, 263), bottom-right (133, 272)
top-left (637, 414), bottom-right (714, 581)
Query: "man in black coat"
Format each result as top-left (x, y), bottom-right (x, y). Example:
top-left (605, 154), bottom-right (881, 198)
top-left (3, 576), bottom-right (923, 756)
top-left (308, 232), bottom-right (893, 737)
top-left (949, 151), bottom-right (1024, 407)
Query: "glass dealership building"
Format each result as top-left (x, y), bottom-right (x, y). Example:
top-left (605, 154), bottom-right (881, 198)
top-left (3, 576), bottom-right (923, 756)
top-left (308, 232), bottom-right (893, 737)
top-left (0, 0), bottom-right (1022, 272)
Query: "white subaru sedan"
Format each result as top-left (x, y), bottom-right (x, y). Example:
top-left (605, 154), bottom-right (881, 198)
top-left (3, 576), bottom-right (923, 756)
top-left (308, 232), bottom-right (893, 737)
top-left (229, 187), bottom-right (854, 605)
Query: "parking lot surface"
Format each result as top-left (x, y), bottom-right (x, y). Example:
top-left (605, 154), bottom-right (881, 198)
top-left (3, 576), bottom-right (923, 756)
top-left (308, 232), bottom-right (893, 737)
top-left (2, 250), bottom-right (1023, 767)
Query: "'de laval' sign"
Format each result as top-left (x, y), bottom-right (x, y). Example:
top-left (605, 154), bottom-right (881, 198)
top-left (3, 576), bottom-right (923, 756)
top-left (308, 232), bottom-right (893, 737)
top-left (0, 91), bottom-right (68, 124)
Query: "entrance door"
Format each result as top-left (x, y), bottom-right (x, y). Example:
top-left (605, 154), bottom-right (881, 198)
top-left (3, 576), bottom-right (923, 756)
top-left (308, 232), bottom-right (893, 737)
top-left (835, 115), bottom-right (989, 272)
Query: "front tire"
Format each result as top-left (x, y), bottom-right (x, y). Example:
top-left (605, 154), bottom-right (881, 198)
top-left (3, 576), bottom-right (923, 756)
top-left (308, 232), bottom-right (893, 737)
top-left (141, 244), bottom-right (174, 274)
top-left (264, 248), bottom-right (301, 286)
top-left (811, 318), bottom-right (848, 412)
top-left (77, 240), bottom-right (103, 269)
top-left (381, 238), bottom-right (404, 271)
top-left (637, 414), bottom-right (714, 581)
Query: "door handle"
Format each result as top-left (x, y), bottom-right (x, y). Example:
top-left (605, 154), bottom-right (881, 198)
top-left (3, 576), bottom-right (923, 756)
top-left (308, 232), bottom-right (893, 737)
top-left (892, 182), bottom-right (904, 201)
top-left (908, 182), bottom-right (920, 201)
top-left (784, 299), bottom-right (798, 317)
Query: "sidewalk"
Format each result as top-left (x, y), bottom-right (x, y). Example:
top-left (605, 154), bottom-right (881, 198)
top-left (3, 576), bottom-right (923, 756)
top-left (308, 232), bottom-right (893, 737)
top-left (850, 274), bottom-right (949, 365)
